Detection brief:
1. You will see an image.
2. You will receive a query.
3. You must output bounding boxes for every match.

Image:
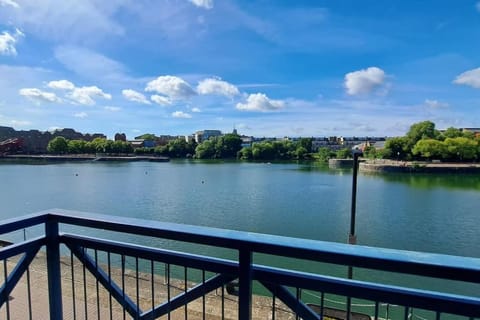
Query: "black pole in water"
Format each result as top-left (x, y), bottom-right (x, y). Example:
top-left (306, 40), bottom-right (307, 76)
top-left (348, 150), bottom-right (361, 279)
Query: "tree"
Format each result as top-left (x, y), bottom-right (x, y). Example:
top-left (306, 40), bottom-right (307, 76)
top-left (384, 137), bottom-right (410, 160)
top-left (316, 147), bottom-right (336, 162)
top-left (440, 127), bottom-right (463, 140)
top-left (47, 136), bottom-right (69, 154)
top-left (216, 134), bottom-right (243, 158)
top-left (67, 139), bottom-right (87, 154)
top-left (195, 139), bottom-right (217, 159)
top-left (443, 137), bottom-right (478, 161)
top-left (406, 121), bottom-right (439, 149)
top-left (412, 139), bottom-right (446, 160)
top-left (135, 133), bottom-right (157, 140)
top-left (335, 148), bottom-right (352, 159)
top-left (238, 146), bottom-right (253, 160)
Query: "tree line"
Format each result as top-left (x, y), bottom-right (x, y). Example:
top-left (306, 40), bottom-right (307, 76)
top-left (378, 121), bottom-right (480, 162)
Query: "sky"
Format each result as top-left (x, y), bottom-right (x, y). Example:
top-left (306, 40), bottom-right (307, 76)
top-left (1, 0), bottom-right (480, 139)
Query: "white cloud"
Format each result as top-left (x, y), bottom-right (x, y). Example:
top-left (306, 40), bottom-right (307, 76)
top-left (104, 106), bottom-right (121, 112)
top-left (19, 88), bottom-right (61, 103)
top-left (344, 67), bottom-right (386, 95)
top-left (191, 107), bottom-right (201, 112)
top-left (47, 79), bottom-right (75, 90)
top-left (189, 0), bottom-right (213, 9)
top-left (453, 67), bottom-right (480, 88)
top-left (197, 78), bottom-right (239, 97)
top-left (0, 28), bottom-right (24, 56)
top-left (424, 99), bottom-right (449, 108)
top-left (67, 86), bottom-right (111, 105)
top-left (151, 95), bottom-right (172, 106)
top-left (145, 76), bottom-right (196, 100)
top-left (172, 111), bottom-right (192, 118)
top-left (236, 93), bottom-right (285, 112)
top-left (122, 89), bottom-right (151, 104)
top-left (74, 112), bottom-right (88, 118)
top-left (0, 0), bottom-right (19, 8)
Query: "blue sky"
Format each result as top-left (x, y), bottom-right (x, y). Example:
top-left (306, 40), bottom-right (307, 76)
top-left (1, 0), bottom-right (480, 139)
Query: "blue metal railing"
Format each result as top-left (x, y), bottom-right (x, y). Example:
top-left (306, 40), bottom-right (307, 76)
top-left (0, 208), bottom-right (479, 319)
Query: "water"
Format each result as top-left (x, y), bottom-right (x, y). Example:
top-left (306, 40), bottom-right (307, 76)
top-left (1, 160), bottom-right (479, 301)
top-left (1, 160), bottom-right (478, 256)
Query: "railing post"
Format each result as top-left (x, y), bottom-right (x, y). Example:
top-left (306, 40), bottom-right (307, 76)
top-left (238, 249), bottom-right (252, 319)
top-left (46, 217), bottom-right (63, 320)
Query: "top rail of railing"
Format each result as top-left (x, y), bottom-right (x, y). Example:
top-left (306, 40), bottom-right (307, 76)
top-left (1, 208), bottom-right (480, 284)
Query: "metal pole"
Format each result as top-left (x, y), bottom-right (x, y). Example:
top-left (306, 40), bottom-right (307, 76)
top-left (348, 151), bottom-right (360, 279)
top-left (46, 217), bottom-right (63, 320)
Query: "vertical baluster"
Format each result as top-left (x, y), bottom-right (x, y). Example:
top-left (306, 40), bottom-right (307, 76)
top-left (238, 250), bottom-right (252, 320)
top-left (320, 292), bottom-right (325, 320)
top-left (436, 311), bottom-right (441, 320)
top-left (121, 255), bottom-right (126, 320)
top-left (167, 264), bottom-right (171, 320)
top-left (202, 270), bottom-right (206, 320)
top-left (108, 252), bottom-right (112, 320)
top-left (46, 219), bottom-right (63, 320)
top-left (374, 302), bottom-right (379, 320)
top-left (346, 296), bottom-right (352, 320)
top-left (272, 291), bottom-right (276, 320)
top-left (404, 306), bottom-right (409, 320)
top-left (295, 287), bottom-right (300, 320)
top-left (136, 257), bottom-right (140, 318)
top-left (95, 249), bottom-right (100, 320)
top-left (221, 280), bottom-right (225, 320)
top-left (83, 248), bottom-right (88, 320)
top-left (184, 266), bottom-right (188, 320)
top-left (70, 252), bottom-right (76, 320)
top-left (151, 260), bottom-right (155, 314)
top-left (3, 259), bottom-right (10, 320)
top-left (24, 229), bottom-right (33, 320)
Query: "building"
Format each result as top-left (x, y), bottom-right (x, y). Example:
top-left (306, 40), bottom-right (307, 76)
top-left (194, 130), bottom-right (222, 143)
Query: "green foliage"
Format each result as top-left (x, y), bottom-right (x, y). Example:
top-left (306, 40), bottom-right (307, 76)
top-left (384, 136), bottom-right (410, 160)
top-left (363, 145), bottom-right (379, 159)
top-left (195, 139), bottom-right (217, 159)
top-left (135, 133), bottom-right (157, 140)
top-left (335, 148), bottom-right (352, 159)
top-left (238, 146), bottom-right (253, 160)
top-left (440, 127), bottom-right (463, 140)
top-left (67, 139), bottom-right (88, 154)
top-left (412, 139), bottom-right (445, 159)
top-left (47, 136), bottom-right (68, 154)
top-left (443, 137), bottom-right (478, 161)
top-left (315, 147), bottom-right (336, 162)
top-left (406, 120), bottom-right (439, 148)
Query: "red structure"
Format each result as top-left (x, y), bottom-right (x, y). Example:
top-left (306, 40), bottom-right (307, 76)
top-left (0, 138), bottom-right (24, 154)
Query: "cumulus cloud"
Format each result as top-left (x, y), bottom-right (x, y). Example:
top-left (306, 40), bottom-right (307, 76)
top-left (0, 0), bottom-right (19, 8)
top-left (19, 88), bottom-right (61, 103)
top-left (74, 112), bottom-right (88, 118)
top-left (453, 67), bottom-right (480, 88)
top-left (104, 106), bottom-right (121, 112)
top-left (236, 93), bottom-right (285, 112)
top-left (191, 107), bottom-right (201, 112)
top-left (172, 111), bottom-right (192, 118)
top-left (344, 67), bottom-right (386, 95)
top-left (67, 86), bottom-right (111, 105)
top-left (151, 95), bottom-right (172, 106)
top-left (145, 76), bottom-right (196, 100)
top-left (197, 78), bottom-right (239, 97)
top-left (424, 99), bottom-right (449, 108)
top-left (47, 79), bottom-right (75, 90)
top-left (189, 0), bottom-right (213, 9)
top-left (122, 89), bottom-right (150, 104)
top-left (0, 28), bottom-right (24, 56)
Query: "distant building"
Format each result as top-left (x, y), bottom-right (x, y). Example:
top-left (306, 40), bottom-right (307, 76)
top-left (194, 130), bottom-right (222, 143)
top-left (0, 126), bottom-right (105, 154)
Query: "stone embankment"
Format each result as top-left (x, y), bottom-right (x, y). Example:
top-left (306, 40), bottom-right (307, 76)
top-left (360, 160), bottom-right (480, 174)
top-left (0, 154), bottom-right (169, 162)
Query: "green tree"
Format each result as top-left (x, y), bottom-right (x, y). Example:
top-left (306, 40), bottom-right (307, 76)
top-left (406, 120), bottom-right (439, 149)
top-left (47, 136), bottom-right (69, 154)
top-left (363, 145), bottom-right (378, 159)
top-left (412, 139), bottom-right (446, 159)
top-left (315, 147), bottom-right (336, 162)
top-left (67, 139), bottom-right (87, 154)
top-left (440, 127), bottom-right (463, 140)
top-left (215, 134), bottom-right (243, 158)
top-left (195, 139), bottom-right (217, 159)
top-left (335, 148), bottom-right (352, 159)
top-left (238, 146), bottom-right (253, 160)
top-left (298, 138), bottom-right (313, 153)
top-left (135, 133), bottom-right (157, 140)
top-left (443, 137), bottom-right (478, 161)
top-left (384, 137), bottom-right (410, 160)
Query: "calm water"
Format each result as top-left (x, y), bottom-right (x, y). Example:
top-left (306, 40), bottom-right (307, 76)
top-left (1, 160), bottom-right (478, 257)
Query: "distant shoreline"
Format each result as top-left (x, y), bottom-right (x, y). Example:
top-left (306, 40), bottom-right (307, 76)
top-left (360, 160), bottom-right (480, 174)
top-left (0, 154), bottom-right (170, 162)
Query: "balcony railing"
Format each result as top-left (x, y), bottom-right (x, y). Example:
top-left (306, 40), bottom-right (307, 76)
top-left (0, 209), bottom-right (478, 319)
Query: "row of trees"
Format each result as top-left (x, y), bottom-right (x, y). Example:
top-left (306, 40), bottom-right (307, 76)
top-left (47, 137), bottom-right (133, 154)
top-left (382, 121), bottom-right (480, 161)
top-left (238, 138), bottom-right (313, 160)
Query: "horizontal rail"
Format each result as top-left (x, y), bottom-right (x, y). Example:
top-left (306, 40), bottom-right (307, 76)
top-left (47, 209), bottom-right (480, 282)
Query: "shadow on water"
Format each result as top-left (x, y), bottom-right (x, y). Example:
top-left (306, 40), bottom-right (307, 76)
top-left (367, 172), bottom-right (480, 192)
